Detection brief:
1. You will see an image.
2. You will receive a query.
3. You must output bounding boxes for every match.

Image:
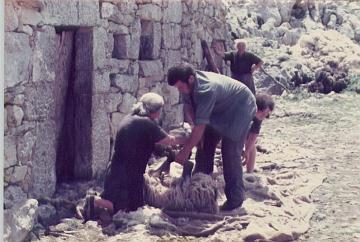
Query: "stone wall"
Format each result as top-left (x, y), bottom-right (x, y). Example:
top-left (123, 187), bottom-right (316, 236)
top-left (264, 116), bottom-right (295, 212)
top-left (4, 0), bottom-right (228, 209)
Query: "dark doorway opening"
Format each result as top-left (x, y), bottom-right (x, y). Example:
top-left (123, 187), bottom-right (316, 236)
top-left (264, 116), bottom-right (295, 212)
top-left (55, 27), bottom-right (93, 184)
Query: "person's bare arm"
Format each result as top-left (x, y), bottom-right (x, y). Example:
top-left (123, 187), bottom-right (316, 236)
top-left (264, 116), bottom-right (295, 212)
top-left (156, 134), bottom-right (187, 146)
top-left (175, 124), bottom-right (206, 164)
top-left (244, 132), bottom-right (258, 163)
top-left (251, 61), bottom-right (263, 74)
top-left (184, 103), bottom-right (195, 127)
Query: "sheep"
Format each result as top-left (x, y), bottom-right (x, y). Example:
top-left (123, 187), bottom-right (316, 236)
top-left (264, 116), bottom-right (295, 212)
top-left (144, 173), bottom-right (219, 214)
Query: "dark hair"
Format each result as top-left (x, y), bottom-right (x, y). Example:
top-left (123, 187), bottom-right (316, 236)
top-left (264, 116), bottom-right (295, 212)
top-left (256, 93), bottom-right (275, 111)
top-left (167, 64), bottom-right (196, 86)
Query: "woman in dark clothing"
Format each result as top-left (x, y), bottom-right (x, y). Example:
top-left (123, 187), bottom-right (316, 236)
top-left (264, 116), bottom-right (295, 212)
top-left (83, 93), bottom-right (186, 220)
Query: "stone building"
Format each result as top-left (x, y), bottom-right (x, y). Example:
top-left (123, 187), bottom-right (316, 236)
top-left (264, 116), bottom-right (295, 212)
top-left (4, 0), bottom-right (229, 210)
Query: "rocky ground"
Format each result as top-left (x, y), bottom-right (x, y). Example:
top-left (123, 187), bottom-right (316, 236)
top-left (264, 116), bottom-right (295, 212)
top-left (29, 90), bottom-right (360, 242)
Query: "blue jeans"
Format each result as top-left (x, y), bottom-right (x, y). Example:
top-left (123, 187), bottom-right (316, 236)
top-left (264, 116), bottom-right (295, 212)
top-left (194, 125), bottom-right (248, 207)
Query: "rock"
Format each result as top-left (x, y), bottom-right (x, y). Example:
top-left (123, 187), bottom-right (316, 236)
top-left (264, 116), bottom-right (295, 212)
top-left (17, 130), bottom-right (36, 164)
top-left (10, 166), bottom-right (28, 184)
top-left (4, 185), bottom-right (27, 209)
top-left (110, 74), bottom-right (138, 93)
top-left (106, 92), bottom-right (123, 112)
top-left (4, 32), bottom-right (32, 88)
top-left (139, 60), bottom-right (164, 77)
top-left (118, 93), bottom-right (137, 113)
top-left (106, 59), bottom-right (130, 73)
top-left (41, 0), bottom-right (99, 26)
top-left (30, 120), bottom-right (57, 198)
top-left (129, 19), bottom-right (141, 59)
top-left (32, 26), bottom-right (58, 82)
top-left (93, 71), bottom-right (111, 94)
top-left (162, 24), bottom-right (182, 49)
top-left (163, 0), bottom-right (182, 23)
top-left (4, 108), bottom-right (8, 133)
top-left (93, 27), bottom-right (108, 71)
top-left (91, 94), bottom-right (111, 179)
top-left (19, 6), bottom-right (43, 26)
top-left (38, 204), bottom-right (58, 226)
top-left (4, 199), bottom-right (38, 242)
top-left (6, 105), bottom-right (24, 127)
top-left (5, 2), bottom-right (19, 31)
top-left (137, 4), bottom-right (162, 21)
top-left (101, 2), bottom-right (134, 26)
top-left (4, 135), bottom-right (17, 169)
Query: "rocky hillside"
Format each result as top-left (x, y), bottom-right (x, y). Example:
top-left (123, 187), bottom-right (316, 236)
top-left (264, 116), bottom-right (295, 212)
top-left (224, 0), bottom-right (360, 94)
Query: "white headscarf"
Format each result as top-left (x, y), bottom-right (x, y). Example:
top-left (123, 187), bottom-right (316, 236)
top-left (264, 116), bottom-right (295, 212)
top-left (132, 92), bottom-right (164, 117)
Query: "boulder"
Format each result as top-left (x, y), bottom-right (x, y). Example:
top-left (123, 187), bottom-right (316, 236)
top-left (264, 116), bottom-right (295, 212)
top-left (4, 199), bottom-right (38, 242)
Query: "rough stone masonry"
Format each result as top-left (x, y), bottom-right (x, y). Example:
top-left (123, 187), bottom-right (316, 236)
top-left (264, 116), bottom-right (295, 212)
top-left (4, 0), bottom-right (229, 212)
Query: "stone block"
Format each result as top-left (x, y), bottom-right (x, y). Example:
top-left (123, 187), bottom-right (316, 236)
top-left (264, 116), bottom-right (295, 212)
top-left (163, 0), bottom-right (182, 23)
top-left (101, 2), bottom-right (134, 26)
top-left (6, 105), bottom-right (24, 127)
top-left (32, 26), bottom-right (58, 82)
top-left (129, 19), bottom-right (141, 59)
top-left (78, 0), bottom-right (100, 25)
top-left (163, 85), bottom-right (180, 106)
top-left (106, 59), bottom-right (130, 73)
top-left (162, 104), bottom-right (184, 130)
top-left (91, 94), bottom-right (111, 178)
top-left (4, 186), bottom-right (27, 209)
top-left (128, 61), bottom-right (139, 76)
top-left (139, 60), bottom-right (163, 77)
top-left (41, 0), bottom-right (99, 26)
top-left (93, 27), bottom-right (108, 70)
top-left (18, 24), bottom-right (34, 35)
top-left (162, 24), bottom-right (181, 49)
top-left (101, 2), bottom-right (117, 19)
top-left (17, 130), bottom-right (36, 164)
top-left (119, 93), bottom-right (137, 113)
top-left (137, 4), bottom-right (162, 21)
top-left (30, 121), bottom-right (57, 198)
top-left (20, 6), bottom-right (43, 26)
top-left (5, 2), bottom-right (19, 31)
top-left (23, 81), bottom-right (55, 121)
top-left (5, 108), bottom-right (8, 134)
top-left (10, 166), bottom-right (28, 184)
top-left (164, 49), bottom-right (182, 70)
top-left (107, 92), bottom-right (123, 112)
top-left (110, 74), bottom-right (139, 93)
top-left (93, 71), bottom-right (111, 93)
top-left (41, 0), bottom-right (78, 26)
top-left (4, 135), bottom-right (17, 169)
top-left (4, 32), bottom-right (32, 88)
top-left (109, 23), bottom-right (129, 34)
top-left (13, 94), bottom-right (25, 106)
top-left (4, 199), bottom-right (38, 242)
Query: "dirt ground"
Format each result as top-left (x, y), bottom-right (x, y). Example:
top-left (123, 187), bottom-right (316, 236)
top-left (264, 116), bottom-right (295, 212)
top-left (33, 91), bottom-right (360, 242)
top-left (286, 92), bottom-right (360, 241)
top-left (258, 91), bottom-right (360, 242)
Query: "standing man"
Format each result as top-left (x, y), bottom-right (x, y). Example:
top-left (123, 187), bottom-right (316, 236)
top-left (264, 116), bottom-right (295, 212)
top-left (167, 64), bottom-right (257, 211)
top-left (216, 39), bottom-right (263, 94)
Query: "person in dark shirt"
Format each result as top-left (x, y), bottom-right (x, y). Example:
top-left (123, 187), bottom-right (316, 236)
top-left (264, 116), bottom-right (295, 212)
top-left (216, 39), bottom-right (263, 94)
top-left (167, 64), bottom-right (257, 211)
top-left (244, 94), bottom-right (275, 173)
top-left (83, 93), bottom-right (187, 221)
